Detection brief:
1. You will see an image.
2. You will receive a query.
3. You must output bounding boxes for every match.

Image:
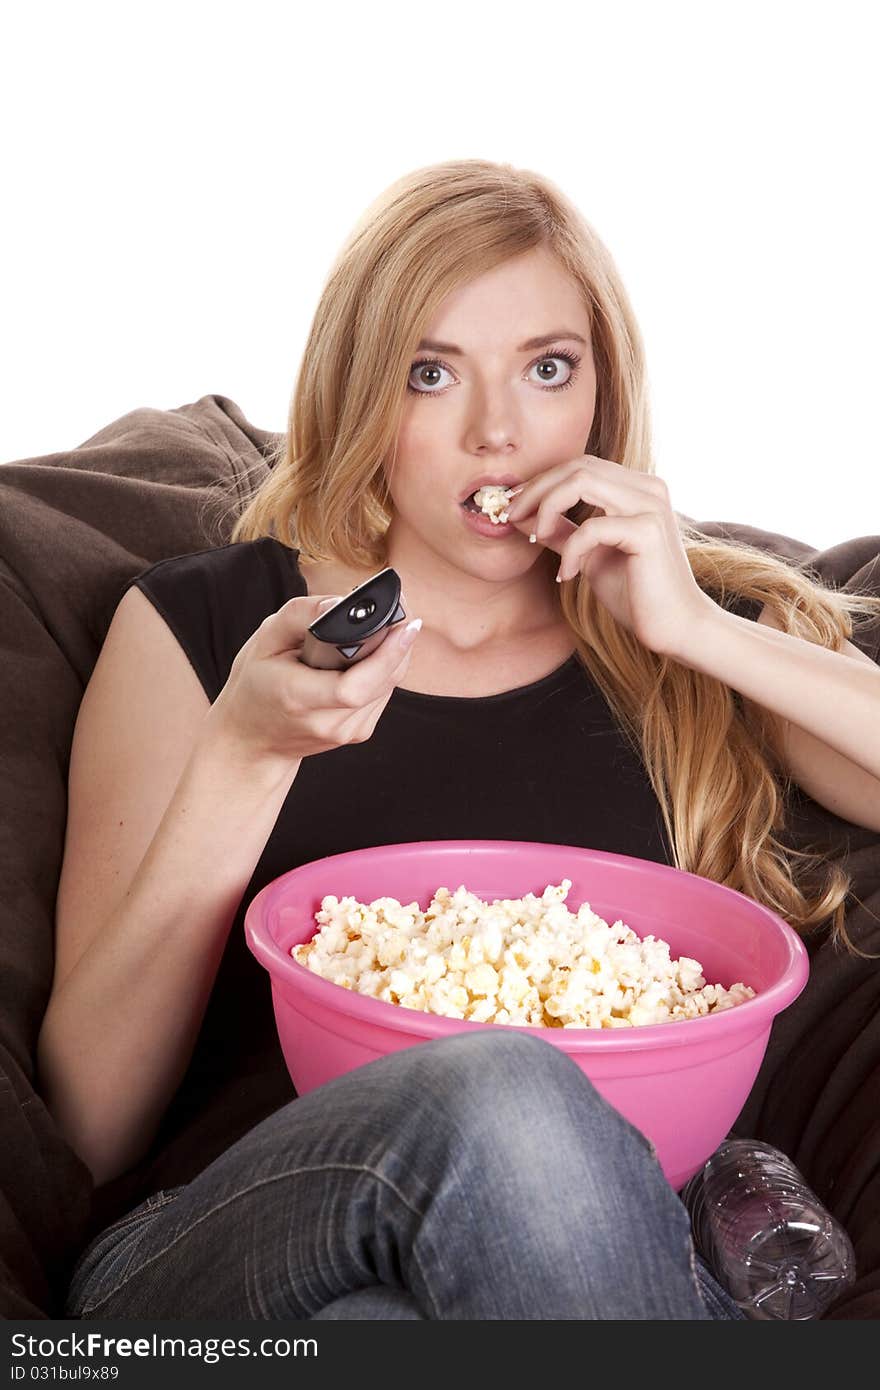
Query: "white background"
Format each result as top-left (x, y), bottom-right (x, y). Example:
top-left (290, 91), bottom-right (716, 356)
top-left (2, 0), bottom-right (876, 549)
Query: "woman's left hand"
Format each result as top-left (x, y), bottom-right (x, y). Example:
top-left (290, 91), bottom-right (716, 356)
top-left (505, 455), bottom-right (716, 658)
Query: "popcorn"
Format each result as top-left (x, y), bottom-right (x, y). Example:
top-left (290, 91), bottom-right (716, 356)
top-left (291, 880), bottom-right (756, 1030)
top-left (470, 485), bottom-right (518, 525)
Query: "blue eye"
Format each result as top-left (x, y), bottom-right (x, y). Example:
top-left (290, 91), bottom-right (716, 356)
top-left (407, 349), bottom-right (582, 397)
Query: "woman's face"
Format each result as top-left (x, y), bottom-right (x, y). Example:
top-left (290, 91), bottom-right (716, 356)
top-left (384, 245), bottom-right (597, 592)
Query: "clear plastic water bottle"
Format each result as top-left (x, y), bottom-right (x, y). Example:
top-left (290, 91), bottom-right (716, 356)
top-left (680, 1138), bottom-right (856, 1319)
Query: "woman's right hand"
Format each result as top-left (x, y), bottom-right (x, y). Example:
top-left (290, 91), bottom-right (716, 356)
top-left (207, 593), bottom-right (421, 766)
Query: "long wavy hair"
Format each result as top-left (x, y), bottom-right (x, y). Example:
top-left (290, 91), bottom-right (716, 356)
top-left (220, 158), bottom-right (880, 955)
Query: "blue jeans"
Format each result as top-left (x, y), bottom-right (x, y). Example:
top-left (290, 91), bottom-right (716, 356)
top-left (64, 1031), bottom-right (744, 1320)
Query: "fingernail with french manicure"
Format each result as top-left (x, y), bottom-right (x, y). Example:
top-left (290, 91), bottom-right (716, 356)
top-left (399, 618), bottom-right (422, 650)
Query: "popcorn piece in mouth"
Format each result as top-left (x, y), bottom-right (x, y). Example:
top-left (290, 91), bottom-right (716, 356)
top-left (467, 485), bottom-right (516, 524)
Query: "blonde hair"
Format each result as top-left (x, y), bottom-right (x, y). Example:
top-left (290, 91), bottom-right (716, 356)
top-left (219, 158), bottom-right (880, 955)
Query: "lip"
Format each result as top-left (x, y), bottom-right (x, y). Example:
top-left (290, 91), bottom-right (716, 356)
top-left (457, 474), bottom-right (522, 504)
top-left (459, 505), bottom-right (517, 538)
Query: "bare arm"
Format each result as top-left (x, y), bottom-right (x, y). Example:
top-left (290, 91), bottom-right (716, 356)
top-left (36, 715), bottom-right (300, 1188)
top-left (673, 600), bottom-right (880, 832)
top-left (37, 576), bottom-right (415, 1191)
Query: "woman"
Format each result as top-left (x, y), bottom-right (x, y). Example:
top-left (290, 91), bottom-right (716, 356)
top-left (40, 159), bottom-right (880, 1320)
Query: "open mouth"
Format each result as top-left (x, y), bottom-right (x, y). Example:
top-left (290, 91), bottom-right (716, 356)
top-left (460, 484), bottom-right (517, 520)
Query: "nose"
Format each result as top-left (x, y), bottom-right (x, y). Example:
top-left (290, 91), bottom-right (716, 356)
top-left (464, 387), bottom-right (520, 456)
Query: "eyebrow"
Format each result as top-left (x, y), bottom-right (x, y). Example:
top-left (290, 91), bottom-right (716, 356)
top-left (416, 330), bottom-right (589, 355)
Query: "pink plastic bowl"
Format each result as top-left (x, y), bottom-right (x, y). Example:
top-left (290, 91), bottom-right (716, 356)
top-left (245, 840), bottom-right (809, 1189)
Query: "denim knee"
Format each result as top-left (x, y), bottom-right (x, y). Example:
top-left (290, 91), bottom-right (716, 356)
top-left (385, 1030), bottom-right (692, 1316)
top-left (401, 1029), bottom-right (652, 1180)
top-left (413, 1028), bottom-right (604, 1116)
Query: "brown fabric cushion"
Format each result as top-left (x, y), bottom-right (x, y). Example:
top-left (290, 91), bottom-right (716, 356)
top-left (1, 395), bottom-right (878, 1317)
top-left (0, 396), bottom-right (274, 1316)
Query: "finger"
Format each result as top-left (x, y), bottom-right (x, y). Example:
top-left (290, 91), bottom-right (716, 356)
top-left (556, 514), bottom-right (649, 580)
top-left (360, 642), bottom-right (416, 729)
top-left (516, 512), bottom-right (579, 556)
top-left (507, 461), bottom-right (663, 530)
top-left (531, 476), bottom-right (618, 542)
top-left (503, 458), bottom-right (576, 520)
top-left (386, 616), bottom-right (423, 665)
top-left (353, 651), bottom-right (413, 725)
top-left (509, 478), bottom-right (605, 544)
top-left (336, 616), bottom-right (422, 706)
top-left (259, 593), bottom-right (345, 659)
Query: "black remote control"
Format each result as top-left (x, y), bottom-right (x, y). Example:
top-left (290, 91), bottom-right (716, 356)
top-left (301, 567), bottom-right (407, 670)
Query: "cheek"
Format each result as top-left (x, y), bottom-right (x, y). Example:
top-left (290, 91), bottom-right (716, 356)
top-left (564, 374), bottom-right (597, 446)
top-left (382, 442), bottom-right (433, 509)
top-left (396, 409), bottom-right (440, 458)
top-left (536, 384), bottom-right (596, 448)
top-left (390, 415), bottom-right (451, 499)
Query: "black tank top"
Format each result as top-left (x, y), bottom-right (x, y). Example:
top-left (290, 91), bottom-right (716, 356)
top-left (87, 536), bottom-right (759, 1238)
